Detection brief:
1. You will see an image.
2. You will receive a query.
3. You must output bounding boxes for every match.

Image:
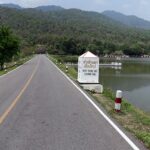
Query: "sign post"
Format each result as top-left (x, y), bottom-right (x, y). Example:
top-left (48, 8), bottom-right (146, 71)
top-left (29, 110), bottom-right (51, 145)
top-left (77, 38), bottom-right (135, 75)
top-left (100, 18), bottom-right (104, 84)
top-left (78, 51), bottom-right (99, 83)
top-left (78, 51), bottom-right (103, 93)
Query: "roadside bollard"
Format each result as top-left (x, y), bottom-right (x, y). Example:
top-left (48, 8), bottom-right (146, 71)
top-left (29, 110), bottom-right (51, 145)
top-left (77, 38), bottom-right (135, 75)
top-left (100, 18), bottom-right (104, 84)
top-left (115, 90), bottom-right (123, 112)
top-left (4, 65), bottom-right (6, 69)
top-left (65, 65), bottom-right (68, 72)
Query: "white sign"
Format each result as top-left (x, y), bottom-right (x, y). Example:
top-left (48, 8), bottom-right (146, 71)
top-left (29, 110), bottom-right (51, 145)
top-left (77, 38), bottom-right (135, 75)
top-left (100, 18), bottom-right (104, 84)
top-left (78, 51), bottom-right (99, 83)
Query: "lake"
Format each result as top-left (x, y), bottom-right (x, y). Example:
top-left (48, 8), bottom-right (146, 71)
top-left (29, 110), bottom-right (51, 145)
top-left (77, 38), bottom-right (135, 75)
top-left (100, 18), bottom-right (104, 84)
top-left (100, 58), bottom-right (150, 112)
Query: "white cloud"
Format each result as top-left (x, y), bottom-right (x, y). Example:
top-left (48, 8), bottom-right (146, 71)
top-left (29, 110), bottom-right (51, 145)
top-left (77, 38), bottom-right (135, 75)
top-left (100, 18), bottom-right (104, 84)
top-left (122, 4), bottom-right (130, 9)
top-left (20, 0), bottom-right (50, 7)
top-left (0, 0), bottom-right (55, 7)
top-left (93, 0), bottom-right (105, 4)
top-left (140, 0), bottom-right (148, 5)
top-left (0, 0), bottom-right (18, 4)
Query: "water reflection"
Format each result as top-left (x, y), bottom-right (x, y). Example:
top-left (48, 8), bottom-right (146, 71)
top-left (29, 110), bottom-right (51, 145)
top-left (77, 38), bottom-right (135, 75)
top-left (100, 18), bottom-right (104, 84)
top-left (100, 58), bottom-right (150, 112)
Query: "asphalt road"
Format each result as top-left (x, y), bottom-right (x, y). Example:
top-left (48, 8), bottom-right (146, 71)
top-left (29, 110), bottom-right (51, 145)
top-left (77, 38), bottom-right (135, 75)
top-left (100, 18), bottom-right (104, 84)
top-left (0, 55), bottom-right (147, 150)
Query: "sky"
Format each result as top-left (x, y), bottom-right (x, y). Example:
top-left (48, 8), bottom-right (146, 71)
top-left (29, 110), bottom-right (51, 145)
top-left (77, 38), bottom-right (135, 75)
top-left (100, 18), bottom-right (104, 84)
top-left (0, 0), bottom-right (150, 21)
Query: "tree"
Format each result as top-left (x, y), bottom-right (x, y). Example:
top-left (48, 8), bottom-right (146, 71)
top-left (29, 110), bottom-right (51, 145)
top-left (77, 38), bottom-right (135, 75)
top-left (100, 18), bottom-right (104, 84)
top-left (0, 26), bottom-right (20, 70)
top-left (61, 38), bottom-right (78, 55)
top-left (123, 43), bottom-right (144, 56)
top-left (103, 42), bottom-right (116, 54)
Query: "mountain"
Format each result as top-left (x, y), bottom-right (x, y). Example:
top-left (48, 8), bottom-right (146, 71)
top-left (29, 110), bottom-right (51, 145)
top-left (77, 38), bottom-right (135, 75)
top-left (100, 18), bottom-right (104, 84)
top-left (0, 6), bottom-right (128, 40)
top-left (35, 5), bottom-right (65, 12)
top-left (102, 10), bottom-right (150, 29)
top-left (0, 3), bottom-right (22, 9)
top-left (0, 5), bottom-right (150, 55)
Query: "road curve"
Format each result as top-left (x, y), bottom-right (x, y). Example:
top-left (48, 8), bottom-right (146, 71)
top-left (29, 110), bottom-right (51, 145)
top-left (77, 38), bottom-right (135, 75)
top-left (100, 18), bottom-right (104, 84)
top-left (0, 55), bottom-right (147, 150)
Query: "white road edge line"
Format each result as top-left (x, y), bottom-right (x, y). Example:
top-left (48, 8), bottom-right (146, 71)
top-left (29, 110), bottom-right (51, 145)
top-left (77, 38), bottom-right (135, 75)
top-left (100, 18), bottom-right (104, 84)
top-left (0, 57), bottom-right (34, 79)
top-left (46, 55), bottom-right (140, 150)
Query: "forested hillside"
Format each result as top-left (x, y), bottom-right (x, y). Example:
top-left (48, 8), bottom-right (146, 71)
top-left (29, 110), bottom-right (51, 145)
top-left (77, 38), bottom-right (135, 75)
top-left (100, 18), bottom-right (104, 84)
top-left (0, 5), bottom-right (150, 56)
top-left (102, 11), bottom-right (150, 30)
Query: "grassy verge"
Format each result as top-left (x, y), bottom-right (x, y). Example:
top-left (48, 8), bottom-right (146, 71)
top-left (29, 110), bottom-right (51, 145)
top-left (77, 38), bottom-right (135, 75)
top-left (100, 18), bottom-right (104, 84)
top-left (94, 89), bottom-right (150, 149)
top-left (49, 55), bottom-right (77, 79)
top-left (0, 55), bottom-right (34, 76)
top-left (48, 54), bottom-right (150, 149)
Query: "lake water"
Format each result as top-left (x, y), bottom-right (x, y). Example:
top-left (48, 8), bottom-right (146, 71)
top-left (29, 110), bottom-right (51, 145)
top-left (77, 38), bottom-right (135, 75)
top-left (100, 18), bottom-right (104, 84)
top-left (100, 58), bottom-right (150, 112)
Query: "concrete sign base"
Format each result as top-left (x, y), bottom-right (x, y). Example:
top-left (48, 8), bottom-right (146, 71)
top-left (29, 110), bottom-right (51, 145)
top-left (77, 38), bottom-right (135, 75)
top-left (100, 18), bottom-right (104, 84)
top-left (81, 84), bottom-right (103, 94)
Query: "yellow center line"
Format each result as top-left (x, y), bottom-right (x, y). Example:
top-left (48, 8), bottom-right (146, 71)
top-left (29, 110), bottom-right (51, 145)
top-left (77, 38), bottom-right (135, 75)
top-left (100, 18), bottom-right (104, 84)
top-left (0, 57), bottom-right (40, 125)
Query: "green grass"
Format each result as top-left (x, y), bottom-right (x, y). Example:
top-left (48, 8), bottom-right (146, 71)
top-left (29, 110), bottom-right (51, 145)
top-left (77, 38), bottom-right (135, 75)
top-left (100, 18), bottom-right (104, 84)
top-left (48, 54), bottom-right (150, 149)
top-left (136, 132), bottom-right (150, 148)
top-left (95, 88), bottom-right (150, 149)
top-left (48, 55), bottom-right (77, 80)
top-left (50, 55), bottom-right (78, 63)
top-left (0, 55), bottom-right (33, 76)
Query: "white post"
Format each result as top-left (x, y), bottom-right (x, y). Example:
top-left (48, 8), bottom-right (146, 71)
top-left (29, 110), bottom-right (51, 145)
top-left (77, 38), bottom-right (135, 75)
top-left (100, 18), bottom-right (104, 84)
top-left (115, 90), bottom-right (123, 112)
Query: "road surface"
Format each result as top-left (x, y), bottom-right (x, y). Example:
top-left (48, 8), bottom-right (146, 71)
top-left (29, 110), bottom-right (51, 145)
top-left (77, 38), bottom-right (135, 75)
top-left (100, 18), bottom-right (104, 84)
top-left (0, 55), bottom-right (147, 150)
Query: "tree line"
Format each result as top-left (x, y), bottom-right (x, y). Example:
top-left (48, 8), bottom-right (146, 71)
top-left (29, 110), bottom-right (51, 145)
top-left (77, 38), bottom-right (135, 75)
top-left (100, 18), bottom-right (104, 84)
top-left (46, 36), bottom-right (149, 56)
top-left (0, 25), bottom-right (149, 71)
top-left (0, 26), bottom-right (20, 70)
top-left (1, 7), bottom-right (150, 66)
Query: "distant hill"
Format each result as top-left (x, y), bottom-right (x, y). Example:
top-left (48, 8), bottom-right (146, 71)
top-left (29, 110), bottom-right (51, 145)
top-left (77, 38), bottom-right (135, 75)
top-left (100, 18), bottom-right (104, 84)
top-left (0, 3), bottom-right (22, 9)
top-left (102, 10), bottom-right (150, 29)
top-left (0, 4), bottom-right (150, 55)
top-left (0, 6), bottom-right (129, 42)
top-left (0, 4), bottom-right (65, 12)
top-left (35, 5), bottom-right (64, 12)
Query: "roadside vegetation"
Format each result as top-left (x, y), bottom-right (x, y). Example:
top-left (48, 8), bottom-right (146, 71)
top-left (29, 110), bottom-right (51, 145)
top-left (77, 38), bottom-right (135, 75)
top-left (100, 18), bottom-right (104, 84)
top-left (48, 54), bottom-right (150, 149)
top-left (0, 25), bottom-right (34, 75)
top-left (0, 26), bottom-right (20, 70)
top-left (95, 89), bottom-right (150, 149)
top-left (49, 55), bottom-right (77, 79)
top-left (0, 55), bottom-right (34, 76)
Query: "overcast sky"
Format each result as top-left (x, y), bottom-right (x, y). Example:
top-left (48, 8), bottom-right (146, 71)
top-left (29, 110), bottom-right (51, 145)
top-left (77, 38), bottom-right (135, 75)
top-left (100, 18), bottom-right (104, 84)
top-left (0, 0), bottom-right (150, 21)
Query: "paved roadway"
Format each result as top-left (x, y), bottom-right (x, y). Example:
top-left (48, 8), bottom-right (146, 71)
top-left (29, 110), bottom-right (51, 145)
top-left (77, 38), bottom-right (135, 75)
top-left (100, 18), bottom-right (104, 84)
top-left (0, 55), bottom-right (147, 150)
